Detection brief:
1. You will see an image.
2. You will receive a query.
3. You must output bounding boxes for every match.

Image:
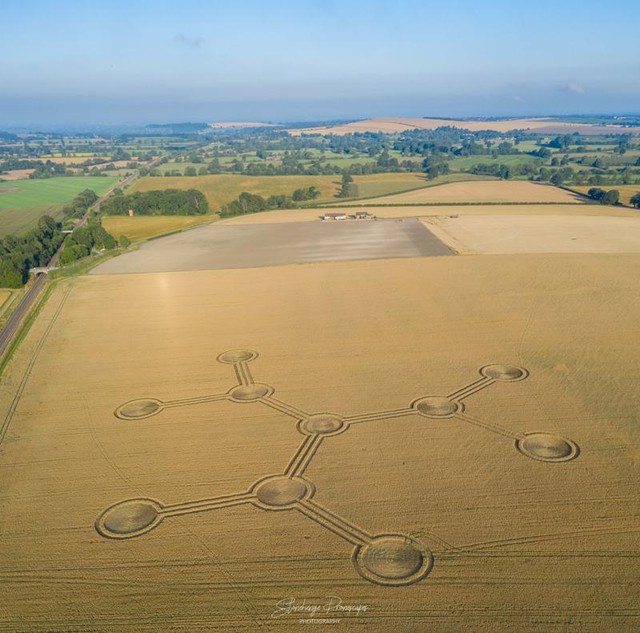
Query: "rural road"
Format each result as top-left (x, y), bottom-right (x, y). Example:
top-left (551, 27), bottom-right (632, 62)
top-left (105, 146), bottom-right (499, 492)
top-left (0, 273), bottom-right (47, 358)
top-left (0, 161), bottom-right (154, 362)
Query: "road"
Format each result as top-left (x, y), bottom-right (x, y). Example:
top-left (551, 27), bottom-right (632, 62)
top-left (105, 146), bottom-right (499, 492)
top-left (0, 160), bottom-right (157, 361)
top-left (0, 273), bottom-right (48, 358)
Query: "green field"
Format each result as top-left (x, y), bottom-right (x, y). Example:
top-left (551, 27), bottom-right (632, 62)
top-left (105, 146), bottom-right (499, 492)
top-left (447, 154), bottom-right (542, 171)
top-left (0, 176), bottom-right (120, 236)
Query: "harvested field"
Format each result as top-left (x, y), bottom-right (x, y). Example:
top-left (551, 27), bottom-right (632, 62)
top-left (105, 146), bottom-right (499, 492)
top-left (1, 253), bottom-right (639, 631)
top-left (424, 215), bottom-right (640, 254)
top-left (221, 203), bottom-right (636, 226)
top-left (0, 289), bottom-right (11, 308)
top-left (92, 218), bottom-right (452, 274)
top-left (348, 181), bottom-right (585, 205)
top-left (102, 214), bottom-right (217, 242)
top-left (0, 169), bottom-right (34, 181)
top-left (290, 116), bottom-right (640, 136)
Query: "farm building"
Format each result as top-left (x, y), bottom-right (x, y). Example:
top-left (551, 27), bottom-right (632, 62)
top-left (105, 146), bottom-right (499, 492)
top-left (321, 212), bottom-right (347, 221)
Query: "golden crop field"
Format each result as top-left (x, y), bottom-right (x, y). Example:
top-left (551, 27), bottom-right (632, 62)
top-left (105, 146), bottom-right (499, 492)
top-left (423, 215), bottom-right (640, 254)
top-left (289, 117), bottom-right (623, 136)
top-left (130, 174), bottom-right (342, 209)
top-left (1, 250), bottom-right (639, 631)
top-left (350, 180), bottom-right (586, 205)
top-left (129, 173), bottom-right (433, 211)
top-left (102, 214), bottom-right (217, 242)
top-left (573, 185), bottom-right (640, 207)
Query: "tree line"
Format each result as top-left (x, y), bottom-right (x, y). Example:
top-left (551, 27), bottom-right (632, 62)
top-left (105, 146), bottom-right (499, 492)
top-left (101, 189), bottom-right (209, 215)
top-left (220, 186), bottom-right (320, 217)
top-left (58, 221), bottom-right (117, 265)
top-left (0, 216), bottom-right (64, 287)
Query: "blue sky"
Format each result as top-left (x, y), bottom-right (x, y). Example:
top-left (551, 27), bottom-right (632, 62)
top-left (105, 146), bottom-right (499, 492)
top-left (1, 0), bottom-right (639, 126)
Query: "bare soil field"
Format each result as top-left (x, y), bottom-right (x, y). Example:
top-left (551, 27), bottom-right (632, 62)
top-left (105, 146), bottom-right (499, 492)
top-left (424, 215), bottom-right (640, 254)
top-left (349, 181), bottom-right (585, 205)
top-left (1, 253), bottom-right (639, 631)
top-left (221, 202), bottom-right (636, 226)
top-left (290, 117), bottom-right (640, 136)
top-left (92, 218), bottom-right (452, 274)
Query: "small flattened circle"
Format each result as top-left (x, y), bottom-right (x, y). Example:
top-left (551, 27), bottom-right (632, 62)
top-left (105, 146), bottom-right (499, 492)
top-left (354, 535), bottom-right (433, 586)
top-left (413, 396), bottom-right (461, 418)
top-left (96, 499), bottom-right (164, 539)
top-left (253, 476), bottom-right (312, 508)
top-left (480, 364), bottom-right (529, 382)
top-left (229, 383), bottom-right (273, 402)
top-left (516, 433), bottom-right (579, 463)
top-left (299, 414), bottom-right (346, 436)
top-left (115, 398), bottom-right (163, 420)
top-left (217, 349), bottom-right (258, 364)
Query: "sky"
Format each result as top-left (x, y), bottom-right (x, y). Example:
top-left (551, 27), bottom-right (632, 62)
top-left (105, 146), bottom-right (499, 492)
top-left (1, 0), bottom-right (639, 127)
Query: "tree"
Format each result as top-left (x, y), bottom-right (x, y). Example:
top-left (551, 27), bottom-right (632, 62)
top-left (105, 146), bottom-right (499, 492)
top-left (630, 193), bottom-right (640, 208)
top-left (119, 234), bottom-right (131, 248)
top-left (184, 166), bottom-right (197, 176)
top-left (602, 189), bottom-right (619, 205)
top-left (549, 171), bottom-right (564, 186)
top-left (587, 187), bottom-right (606, 201)
top-left (337, 173), bottom-right (355, 198)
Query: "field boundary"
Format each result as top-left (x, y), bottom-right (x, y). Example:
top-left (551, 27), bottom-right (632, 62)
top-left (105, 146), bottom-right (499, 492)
top-left (316, 175), bottom-right (499, 206)
top-left (0, 283), bottom-right (72, 444)
top-left (314, 200), bottom-right (589, 209)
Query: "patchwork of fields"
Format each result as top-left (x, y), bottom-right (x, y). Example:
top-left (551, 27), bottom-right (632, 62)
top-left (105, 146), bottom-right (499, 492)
top-left (290, 116), bottom-right (640, 136)
top-left (129, 173), bottom-right (482, 211)
top-left (1, 177), bottom-right (639, 631)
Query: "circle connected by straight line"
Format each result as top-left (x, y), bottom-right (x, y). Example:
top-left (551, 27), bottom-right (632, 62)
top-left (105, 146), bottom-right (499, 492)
top-left (229, 383), bottom-right (274, 402)
top-left (252, 476), bottom-right (314, 509)
top-left (217, 349), bottom-right (258, 364)
top-left (96, 498), bottom-right (164, 539)
top-left (480, 364), bottom-right (529, 382)
top-left (516, 433), bottom-right (579, 463)
top-left (353, 534), bottom-right (434, 586)
top-left (299, 413), bottom-right (347, 436)
top-left (115, 398), bottom-right (163, 420)
top-left (412, 396), bottom-right (462, 418)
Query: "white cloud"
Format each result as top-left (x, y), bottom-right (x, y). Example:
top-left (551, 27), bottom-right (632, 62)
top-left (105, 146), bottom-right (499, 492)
top-left (561, 82), bottom-right (586, 95)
